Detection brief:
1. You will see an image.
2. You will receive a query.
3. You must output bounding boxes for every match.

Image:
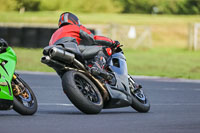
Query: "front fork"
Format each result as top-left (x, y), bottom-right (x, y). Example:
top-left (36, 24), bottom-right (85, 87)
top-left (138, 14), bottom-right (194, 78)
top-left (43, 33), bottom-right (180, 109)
top-left (12, 73), bottom-right (29, 99)
top-left (128, 75), bottom-right (142, 93)
top-left (128, 75), bottom-right (146, 102)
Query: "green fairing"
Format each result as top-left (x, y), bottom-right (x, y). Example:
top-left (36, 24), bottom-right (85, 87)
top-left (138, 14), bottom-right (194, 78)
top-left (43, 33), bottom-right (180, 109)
top-left (0, 47), bottom-right (17, 100)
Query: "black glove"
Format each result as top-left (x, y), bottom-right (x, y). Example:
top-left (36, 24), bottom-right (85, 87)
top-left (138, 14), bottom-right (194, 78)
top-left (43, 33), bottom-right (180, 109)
top-left (111, 40), bottom-right (120, 49)
top-left (114, 40), bottom-right (120, 47)
top-left (0, 38), bottom-right (8, 53)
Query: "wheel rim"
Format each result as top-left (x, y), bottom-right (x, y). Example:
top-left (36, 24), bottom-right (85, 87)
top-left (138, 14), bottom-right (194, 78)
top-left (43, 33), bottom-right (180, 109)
top-left (19, 88), bottom-right (35, 108)
top-left (74, 75), bottom-right (100, 104)
top-left (19, 88), bottom-right (32, 102)
top-left (133, 89), bottom-right (146, 103)
top-left (129, 78), bottom-right (147, 104)
top-left (13, 79), bottom-right (35, 108)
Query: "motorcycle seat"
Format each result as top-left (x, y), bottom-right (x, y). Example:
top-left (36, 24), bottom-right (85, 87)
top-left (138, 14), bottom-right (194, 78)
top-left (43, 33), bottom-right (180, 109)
top-left (78, 45), bottom-right (103, 60)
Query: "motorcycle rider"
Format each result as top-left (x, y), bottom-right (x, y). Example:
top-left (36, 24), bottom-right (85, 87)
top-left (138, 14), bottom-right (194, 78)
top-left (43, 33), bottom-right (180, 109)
top-left (49, 12), bottom-right (119, 79)
top-left (0, 38), bottom-right (8, 53)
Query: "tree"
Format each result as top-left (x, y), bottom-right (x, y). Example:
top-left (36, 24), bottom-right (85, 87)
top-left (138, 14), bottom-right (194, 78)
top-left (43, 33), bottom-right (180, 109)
top-left (0, 0), bottom-right (17, 11)
top-left (16, 0), bottom-right (40, 11)
top-left (184, 0), bottom-right (200, 14)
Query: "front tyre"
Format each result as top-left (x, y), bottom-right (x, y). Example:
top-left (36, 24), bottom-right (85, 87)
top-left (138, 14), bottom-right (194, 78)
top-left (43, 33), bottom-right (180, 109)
top-left (12, 75), bottom-right (37, 115)
top-left (62, 71), bottom-right (103, 114)
top-left (129, 76), bottom-right (150, 113)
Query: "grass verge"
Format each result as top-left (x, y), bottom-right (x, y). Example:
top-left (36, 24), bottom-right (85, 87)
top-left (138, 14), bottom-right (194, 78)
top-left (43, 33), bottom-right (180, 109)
top-left (124, 47), bottom-right (200, 79)
top-left (13, 47), bottom-right (200, 79)
top-left (14, 47), bottom-right (53, 72)
top-left (0, 11), bottom-right (200, 48)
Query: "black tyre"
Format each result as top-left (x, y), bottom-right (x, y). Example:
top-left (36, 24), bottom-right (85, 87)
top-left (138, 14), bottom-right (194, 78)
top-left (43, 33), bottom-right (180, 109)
top-left (13, 77), bottom-right (37, 115)
top-left (129, 76), bottom-right (150, 113)
top-left (62, 71), bottom-right (103, 114)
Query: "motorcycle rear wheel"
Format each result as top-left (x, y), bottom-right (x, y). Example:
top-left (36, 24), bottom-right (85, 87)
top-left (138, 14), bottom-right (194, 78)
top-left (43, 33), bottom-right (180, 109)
top-left (129, 76), bottom-right (150, 113)
top-left (13, 76), bottom-right (37, 115)
top-left (62, 71), bottom-right (103, 114)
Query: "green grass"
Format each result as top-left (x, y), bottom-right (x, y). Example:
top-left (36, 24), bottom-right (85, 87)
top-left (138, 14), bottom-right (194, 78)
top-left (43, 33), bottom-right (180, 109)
top-left (2, 11), bottom-right (200, 79)
top-left (0, 11), bottom-right (199, 25)
top-left (13, 47), bottom-right (53, 72)
top-left (124, 48), bottom-right (200, 79)
top-left (0, 11), bottom-right (200, 48)
top-left (13, 47), bottom-right (200, 79)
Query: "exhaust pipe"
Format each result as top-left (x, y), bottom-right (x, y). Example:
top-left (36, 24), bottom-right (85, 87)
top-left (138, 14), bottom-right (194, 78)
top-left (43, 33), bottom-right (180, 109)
top-left (42, 47), bottom-right (86, 71)
top-left (49, 47), bottom-right (75, 64)
top-left (41, 56), bottom-right (51, 64)
top-left (41, 56), bottom-right (65, 69)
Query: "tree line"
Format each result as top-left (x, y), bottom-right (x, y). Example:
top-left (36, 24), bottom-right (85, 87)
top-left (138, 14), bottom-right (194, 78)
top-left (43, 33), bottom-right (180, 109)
top-left (0, 0), bottom-right (200, 14)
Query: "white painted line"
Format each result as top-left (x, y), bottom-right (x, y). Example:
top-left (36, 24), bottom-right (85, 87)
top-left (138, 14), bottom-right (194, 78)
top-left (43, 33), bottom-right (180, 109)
top-left (39, 103), bottom-right (74, 107)
top-left (38, 103), bottom-right (200, 107)
top-left (133, 76), bottom-right (200, 83)
top-left (163, 88), bottom-right (178, 91)
top-left (16, 71), bottom-right (200, 83)
top-left (152, 103), bottom-right (200, 106)
top-left (16, 70), bottom-right (57, 75)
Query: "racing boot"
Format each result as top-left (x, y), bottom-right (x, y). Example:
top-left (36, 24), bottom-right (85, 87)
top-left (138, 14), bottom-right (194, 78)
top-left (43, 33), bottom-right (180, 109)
top-left (90, 63), bottom-right (113, 80)
top-left (90, 55), bottom-right (113, 80)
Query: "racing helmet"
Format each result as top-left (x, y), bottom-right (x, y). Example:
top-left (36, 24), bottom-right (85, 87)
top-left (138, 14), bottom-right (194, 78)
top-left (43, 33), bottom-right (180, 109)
top-left (58, 12), bottom-right (81, 27)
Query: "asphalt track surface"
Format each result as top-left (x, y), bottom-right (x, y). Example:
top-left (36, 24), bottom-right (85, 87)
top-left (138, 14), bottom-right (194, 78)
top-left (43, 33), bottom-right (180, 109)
top-left (0, 72), bottom-right (200, 133)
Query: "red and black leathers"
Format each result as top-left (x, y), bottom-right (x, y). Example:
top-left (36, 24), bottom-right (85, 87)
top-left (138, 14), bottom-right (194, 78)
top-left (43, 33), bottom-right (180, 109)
top-left (49, 24), bottom-right (115, 47)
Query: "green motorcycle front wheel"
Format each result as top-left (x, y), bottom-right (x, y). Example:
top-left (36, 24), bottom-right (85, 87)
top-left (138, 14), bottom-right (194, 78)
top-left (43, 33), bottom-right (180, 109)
top-left (12, 75), bottom-right (37, 115)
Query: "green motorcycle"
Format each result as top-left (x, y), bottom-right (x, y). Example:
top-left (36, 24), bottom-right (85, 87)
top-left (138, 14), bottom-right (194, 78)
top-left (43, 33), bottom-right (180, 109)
top-left (0, 38), bottom-right (37, 115)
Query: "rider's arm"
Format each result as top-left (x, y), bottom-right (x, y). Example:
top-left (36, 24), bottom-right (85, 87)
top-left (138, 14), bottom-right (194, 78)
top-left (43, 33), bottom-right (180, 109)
top-left (79, 25), bottom-right (96, 45)
top-left (79, 25), bottom-right (119, 47)
top-left (94, 35), bottom-right (115, 47)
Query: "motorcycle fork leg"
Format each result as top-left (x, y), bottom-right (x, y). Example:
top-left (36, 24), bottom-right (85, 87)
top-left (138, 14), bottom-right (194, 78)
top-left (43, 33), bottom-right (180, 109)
top-left (12, 74), bottom-right (27, 98)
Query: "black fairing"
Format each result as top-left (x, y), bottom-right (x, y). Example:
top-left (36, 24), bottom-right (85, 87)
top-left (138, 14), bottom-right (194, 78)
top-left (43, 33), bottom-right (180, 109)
top-left (103, 51), bottom-right (132, 109)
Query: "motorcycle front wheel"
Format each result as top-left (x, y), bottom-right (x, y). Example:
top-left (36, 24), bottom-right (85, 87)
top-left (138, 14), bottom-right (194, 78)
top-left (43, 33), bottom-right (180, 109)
top-left (62, 71), bottom-right (103, 114)
top-left (12, 75), bottom-right (38, 115)
top-left (129, 76), bottom-right (150, 113)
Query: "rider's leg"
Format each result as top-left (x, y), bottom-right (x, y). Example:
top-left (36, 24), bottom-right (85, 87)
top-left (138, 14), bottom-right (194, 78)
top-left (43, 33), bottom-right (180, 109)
top-left (90, 49), bottom-right (113, 80)
top-left (78, 45), bottom-right (113, 80)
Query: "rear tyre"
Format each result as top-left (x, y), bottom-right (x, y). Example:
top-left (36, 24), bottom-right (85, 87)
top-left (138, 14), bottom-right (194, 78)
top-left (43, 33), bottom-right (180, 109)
top-left (62, 71), bottom-right (103, 114)
top-left (13, 77), bottom-right (37, 115)
top-left (129, 76), bottom-right (150, 113)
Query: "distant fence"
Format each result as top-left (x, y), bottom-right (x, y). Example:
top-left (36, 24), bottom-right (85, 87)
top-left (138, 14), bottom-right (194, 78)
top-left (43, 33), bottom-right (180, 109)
top-left (0, 25), bottom-right (56, 48)
top-left (0, 23), bottom-right (151, 48)
top-left (0, 23), bottom-right (95, 48)
top-left (188, 23), bottom-right (200, 50)
top-left (86, 24), bottom-right (152, 48)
